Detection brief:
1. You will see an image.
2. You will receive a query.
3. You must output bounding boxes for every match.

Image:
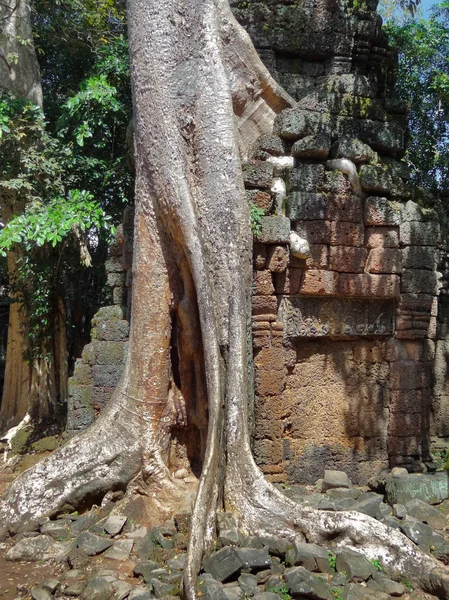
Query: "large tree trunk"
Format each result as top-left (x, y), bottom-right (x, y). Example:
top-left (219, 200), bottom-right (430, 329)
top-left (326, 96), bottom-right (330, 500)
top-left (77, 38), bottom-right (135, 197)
top-left (1, 1), bottom-right (449, 597)
top-left (0, 1), bottom-right (67, 430)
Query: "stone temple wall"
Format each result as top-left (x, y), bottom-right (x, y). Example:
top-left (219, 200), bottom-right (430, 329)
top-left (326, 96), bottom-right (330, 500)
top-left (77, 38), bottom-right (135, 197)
top-left (66, 0), bottom-right (449, 484)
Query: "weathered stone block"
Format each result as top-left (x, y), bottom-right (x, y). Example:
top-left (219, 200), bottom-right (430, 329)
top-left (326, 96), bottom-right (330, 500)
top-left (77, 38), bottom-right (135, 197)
top-left (107, 272), bottom-right (126, 288)
top-left (253, 244), bottom-right (267, 270)
top-left (388, 413), bottom-right (421, 437)
top-left (366, 248), bottom-right (402, 274)
top-left (246, 190), bottom-right (272, 214)
top-left (332, 134), bottom-right (377, 163)
top-left (364, 197), bottom-right (403, 227)
top-left (242, 161), bottom-right (274, 189)
top-left (105, 257), bottom-right (124, 273)
top-left (365, 227), bottom-right (399, 248)
top-left (402, 200), bottom-right (439, 222)
top-left (273, 269), bottom-right (303, 295)
top-left (305, 245), bottom-right (328, 269)
top-left (330, 222), bottom-right (364, 246)
top-left (287, 192), bottom-right (326, 221)
top-left (300, 269), bottom-right (338, 295)
top-left (337, 274), bottom-right (400, 298)
top-left (386, 472), bottom-right (449, 506)
top-left (253, 270), bottom-right (275, 296)
top-left (95, 320), bottom-right (130, 342)
top-left (389, 389), bottom-right (423, 414)
top-left (402, 246), bottom-right (439, 271)
top-left (287, 164), bottom-right (325, 192)
top-left (336, 117), bottom-right (404, 154)
top-left (329, 246), bottom-right (367, 273)
top-left (92, 387), bottom-right (115, 411)
top-left (93, 365), bottom-right (123, 388)
top-left (326, 195), bottom-right (362, 223)
top-left (252, 296), bottom-right (278, 316)
top-left (253, 439), bottom-right (284, 464)
top-left (401, 269), bottom-right (439, 295)
top-left (257, 216), bottom-right (290, 244)
top-left (400, 221), bottom-right (441, 246)
top-left (274, 108), bottom-right (327, 141)
top-left (67, 383), bottom-right (92, 408)
top-left (390, 361), bottom-right (431, 390)
top-left (335, 549), bottom-right (375, 582)
top-left (323, 170), bottom-right (351, 195)
top-left (360, 166), bottom-right (409, 198)
top-left (91, 341), bottom-right (127, 365)
top-left (257, 134), bottom-right (286, 157)
top-left (291, 134), bottom-right (331, 159)
top-left (387, 436), bottom-right (421, 458)
top-left (267, 246), bottom-right (289, 272)
top-left (295, 221), bottom-right (331, 245)
top-left (71, 361), bottom-right (93, 386)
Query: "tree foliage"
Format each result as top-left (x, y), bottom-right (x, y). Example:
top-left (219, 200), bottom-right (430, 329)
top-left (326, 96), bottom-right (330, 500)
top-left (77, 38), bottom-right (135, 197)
top-left (385, 2), bottom-right (449, 192)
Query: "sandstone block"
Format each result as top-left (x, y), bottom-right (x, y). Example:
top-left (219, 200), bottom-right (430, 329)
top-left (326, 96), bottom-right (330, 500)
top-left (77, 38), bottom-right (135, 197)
top-left (323, 170), bottom-right (351, 195)
top-left (105, 257), bottom-right (124, 273)
top-left (92, 387), bottom-right (114, 411)
top-left (388, 413), bottom-right (421, 438)
top-left (287, 164), bottom-right (325, 192)
top-left (402, 246), bottom-right (439, 271)
top-left (257, 216), bottom-right (290, 244)
top-left (95, 320), bottom-right (130, 342)
top-left (330, 222), bottom-right (364, 246)
top-left (253, 244), bottom-right (267, 270)
top-left (274, 108), bottom-right (326, 141)
top-left (337, 117), bottom-right (404, 154)
top-left (243, 161), bottom-right (274, 189)
top-left (365, 227), bottom-right (399, 248)
top-left (400, 221), bottom-right (441, 246)
top-left (253, 439), bottom-right (284, 464)
top-left (267, 245), bottom-right (289, 272)
top-left (337, 273), bottom-right (400, 297)
top-left (385, 472), bottom-right (449, 505)
top-left (329, 246), bottom-right (367, 273)
top-left (93, 365), bottom-right (123, 388)
top-left (402, 200), bottom-right (439, 222)
top-left (246, 190), bottom-right (272, 213)
top-left (387, 436), bottom-right (421, 458)
top-left (287, 192), bottom-right (326, 220)
top-left (322, 470), bottom-right (352, 490)
top-left (325, 195), bottom-right (362, 222)
top-left (364, 197), bottom-right (403, 226)
top-left (360, 167), bottom-right (409, 198)
top-left (252, 295), bottom-right (278, 316)
top-left (401, 269), bottom-right (439, 295)
top-left (390, 361), bottom-right (431, 390)
top-left (300, 269), bottom-right (338, 295)
top-left (295, 220), bottom-right (331, 245)
top-left (389, 389), bottom-right (423, 415)
top-left (305, 244), bottom-right (328, 269)
top-left (257, 134), bottom-right (286, 156)
top-left (273, 269), bottom-right (303, 294)
top-left (253, 270), bottom-right (275, 296)
top-left (291, 134), bottom-right (331, 159)
top-left (91, 341), bottom-right (127, 365)
top-left (107, 272), bottom-right (125, 288)
top-left (332, 134), bottom-right (377, 163)
top-left (366, 248), bottom-right (402, 274)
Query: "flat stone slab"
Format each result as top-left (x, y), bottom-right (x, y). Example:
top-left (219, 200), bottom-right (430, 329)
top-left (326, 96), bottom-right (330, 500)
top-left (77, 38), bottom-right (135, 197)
top-left (405, 498), bottom-right (447, 530)
top-left (335, 549), bottom-right (375, 581)
top-left (76, 532), bottom-right (113, 556)
top-left (385, 472), bottom-right (449, 505)
top-left (103, 539), bottom-right (134, 561)
top-left (103, 515), bottom-right (127, 536)
top-left (6, 535), bottom-right (69, 562)
top-left (322, 470), bottom-right (352, 491)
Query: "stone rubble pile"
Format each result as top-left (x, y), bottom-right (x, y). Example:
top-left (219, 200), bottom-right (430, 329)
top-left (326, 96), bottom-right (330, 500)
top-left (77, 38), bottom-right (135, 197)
top-left (3, 469), bottom-right (449, 600)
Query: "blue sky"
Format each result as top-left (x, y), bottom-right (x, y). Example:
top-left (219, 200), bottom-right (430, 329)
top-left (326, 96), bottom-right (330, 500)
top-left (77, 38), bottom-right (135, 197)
top-left (420, 0), bottom-right (437, 17)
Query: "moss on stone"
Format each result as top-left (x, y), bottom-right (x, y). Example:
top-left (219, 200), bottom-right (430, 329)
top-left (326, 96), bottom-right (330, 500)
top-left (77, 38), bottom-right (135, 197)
top-left (31, 435), bottom-right (59, 453)
top-left (10, 426), bottom-right (33, 455)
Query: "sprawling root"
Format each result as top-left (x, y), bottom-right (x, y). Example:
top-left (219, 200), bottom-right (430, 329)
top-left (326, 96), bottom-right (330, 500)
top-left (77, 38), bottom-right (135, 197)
top-left (0, 377), bottom-right (141, 535)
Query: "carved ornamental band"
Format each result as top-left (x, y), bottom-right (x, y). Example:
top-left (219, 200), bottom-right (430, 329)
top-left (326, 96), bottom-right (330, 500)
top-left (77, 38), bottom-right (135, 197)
top-left (278, 296), bottom-right (395, 338)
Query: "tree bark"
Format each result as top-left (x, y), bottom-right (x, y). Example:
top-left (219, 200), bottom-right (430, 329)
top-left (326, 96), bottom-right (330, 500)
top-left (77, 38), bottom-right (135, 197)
top-left (1, 1), bottom-right (449, 598)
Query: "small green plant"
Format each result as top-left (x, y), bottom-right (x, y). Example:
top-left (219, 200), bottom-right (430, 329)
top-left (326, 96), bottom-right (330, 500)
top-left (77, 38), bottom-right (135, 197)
top-left (331, 588), bottom-right (344, 600)
top-left (370, 558), bottom-right (382, 572)
top-left (250, 202), bottom-right (264, 237)
top-left (267, 583), bottom-right (291, 600)
top-left (400, 578), bottom-right (414, 591)
top-left (328, 550), bottom-right (337, 570)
